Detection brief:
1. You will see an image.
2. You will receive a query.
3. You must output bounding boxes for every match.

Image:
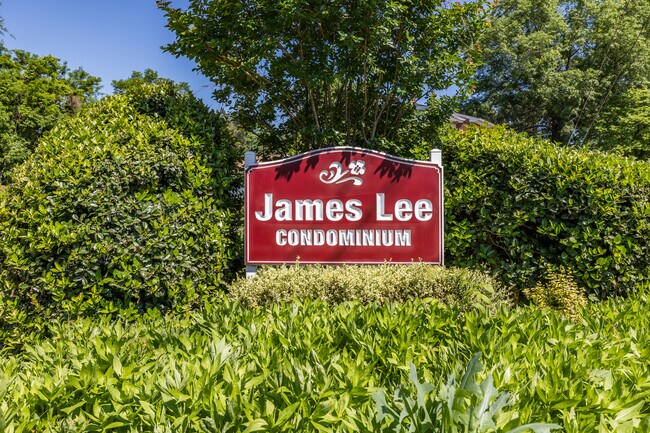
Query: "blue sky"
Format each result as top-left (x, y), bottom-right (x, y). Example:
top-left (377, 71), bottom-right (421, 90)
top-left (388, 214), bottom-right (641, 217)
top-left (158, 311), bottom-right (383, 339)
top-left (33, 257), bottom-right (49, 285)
top-left (1, 0), bottom-right (216, 107)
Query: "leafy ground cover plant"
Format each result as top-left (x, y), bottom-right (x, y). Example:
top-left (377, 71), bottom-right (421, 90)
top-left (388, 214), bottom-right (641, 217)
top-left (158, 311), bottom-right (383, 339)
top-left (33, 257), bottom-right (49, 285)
top-left (229, 263), bottom-right (509, 310)
top-left (0, 292), bottom-right (648, 431)
top-left (428, 125), bottom-right (650, 298)
top-left (374, 354), bottom-right (562, 433)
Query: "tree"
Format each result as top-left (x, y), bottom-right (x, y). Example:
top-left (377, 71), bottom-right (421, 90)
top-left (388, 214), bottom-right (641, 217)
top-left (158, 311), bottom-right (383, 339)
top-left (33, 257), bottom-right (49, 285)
top-left (112, 68), bottom-right (190, 94)
top-left (158, 0), bottom-right (488, 157)
top-left (463, 0), bottom-right (650, 150)
top-left (0, 49), bottom-right (101, 179)
top-left (593, 86), bottom-right (650, 160)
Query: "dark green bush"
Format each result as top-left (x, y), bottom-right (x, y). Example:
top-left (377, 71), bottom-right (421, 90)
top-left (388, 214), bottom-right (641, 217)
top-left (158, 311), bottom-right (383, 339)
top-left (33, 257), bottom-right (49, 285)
top-left (436, 125), bottom-right (650, 297)
top-left (0, 95), bottom-right (231, 348)
top-left (229, 264), bottom-right (509, 310)
top-left (118, 79), bottom-right (243, 211)
top-left (120, 80), bottom-right (245, 276)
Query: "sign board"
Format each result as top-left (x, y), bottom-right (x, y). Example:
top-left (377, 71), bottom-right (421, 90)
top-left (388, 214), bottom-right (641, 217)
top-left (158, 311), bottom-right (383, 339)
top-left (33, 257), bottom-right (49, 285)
top-left (245, 147), bottom-right (443, 265)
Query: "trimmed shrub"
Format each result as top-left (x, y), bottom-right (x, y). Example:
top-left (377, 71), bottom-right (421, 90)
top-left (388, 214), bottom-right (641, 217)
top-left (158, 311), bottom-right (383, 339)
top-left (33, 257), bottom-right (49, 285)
top-left (524, 268), bottom-right (587, 320)
top-left (120, 81), bottom-right (243, 210)
top-left (0, 95), bottom-right (231, 347)
top-left (119, 80), bottom-right (245, 276)
top-left (435, 125), bottom-right (650, 298)
top-left (229, 264), bottom-right (508, 310)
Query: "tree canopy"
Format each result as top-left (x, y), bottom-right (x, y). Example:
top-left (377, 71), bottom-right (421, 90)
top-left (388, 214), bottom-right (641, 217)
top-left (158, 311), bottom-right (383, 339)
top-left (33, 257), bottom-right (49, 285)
top-left (112, 68), bottom-right (191, 94)
top-left (463, 0), bottom-right (650, 155)
top-left (594, 87), bottom-right (650, 160)
top-left (0, 48), bottom-right (101, 179)
top-left (158, 0), bottom-right (488, 157)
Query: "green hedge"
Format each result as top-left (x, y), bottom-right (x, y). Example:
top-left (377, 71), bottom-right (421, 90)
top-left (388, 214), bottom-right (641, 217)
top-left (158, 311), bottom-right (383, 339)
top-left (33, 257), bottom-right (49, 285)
top-left (438, 126), bottom-right (650, 297)
top-left (0, 95), bottom-right (231, 348)
top-left (229, 264), bottom-right (508, 310)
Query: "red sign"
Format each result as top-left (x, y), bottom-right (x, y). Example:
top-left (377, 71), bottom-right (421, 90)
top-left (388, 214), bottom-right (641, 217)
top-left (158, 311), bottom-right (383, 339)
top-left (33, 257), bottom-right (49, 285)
top-left (245, 147), bottom-right (443, 264)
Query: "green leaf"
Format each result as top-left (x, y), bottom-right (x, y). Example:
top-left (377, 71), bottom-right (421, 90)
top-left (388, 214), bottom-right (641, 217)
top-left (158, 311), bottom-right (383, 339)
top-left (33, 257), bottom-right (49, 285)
top-left (241, 418), bottom-right (268, 433)
top-left (506, 423), bottom-right (564, 433)
top-left (61, 400), bottom-right (86, 415)
top-left (459, 352), bottom-right (483, 396)
top-left (275, 402), bottom-right (300, 426)
top-left (614, 400), bottom-right (645, 422)
top-left (139, 399), bottom-right (156, 420)
top-left (104, 421), bottom-right (129, 430)
top-left (113, 356), bottom-right (122, 377)
top-left (409, 363), bottom-right (435, 408)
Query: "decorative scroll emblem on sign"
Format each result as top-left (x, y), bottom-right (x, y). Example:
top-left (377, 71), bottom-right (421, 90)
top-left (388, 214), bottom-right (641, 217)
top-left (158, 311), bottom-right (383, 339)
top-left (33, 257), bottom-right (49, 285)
top-left (319, 160), bottom-right (366, 185)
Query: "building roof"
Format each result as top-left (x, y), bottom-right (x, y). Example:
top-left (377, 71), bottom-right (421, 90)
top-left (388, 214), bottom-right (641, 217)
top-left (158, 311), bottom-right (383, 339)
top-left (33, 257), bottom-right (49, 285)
top-left (415, 103), bottom-right (493, 128)
top-left (449, 112), bottom-right (494, 128)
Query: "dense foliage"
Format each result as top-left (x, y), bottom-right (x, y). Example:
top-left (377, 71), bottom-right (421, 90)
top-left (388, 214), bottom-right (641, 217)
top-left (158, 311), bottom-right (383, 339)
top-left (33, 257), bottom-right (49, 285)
top-left (374, 355), bottom-right (561, 433)
top-left (594, 87), bottom-right (650, 160)
top-left (159, 0), bottom-right (487, 157)
top-left (114, 72), bottom-right (243, 212)
top-left (0, 95), bottom-right (232, 348)
top-left (231, 264), bottom-right (508, 310)
top-left (463, 0), bottom-right (650, 157)
top-left (114, 74), bottom-right (245, 268)
top-left (1, 5), bottom-right (649, 432)
top-left (434, 126), bottom-right (650, 297)
top-left (523, 268), bottom-right (587, 320)
top-left (112, 68), bottom-right (191, 95)
top-left (0, 48), bottom-right (101, 178)
top-left (0, 292), bottom-right (648, 432)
